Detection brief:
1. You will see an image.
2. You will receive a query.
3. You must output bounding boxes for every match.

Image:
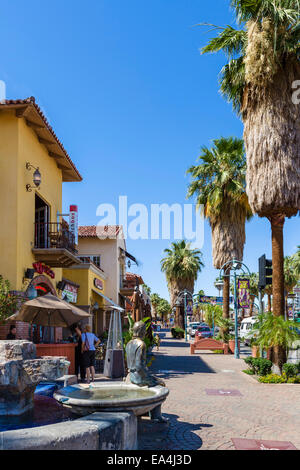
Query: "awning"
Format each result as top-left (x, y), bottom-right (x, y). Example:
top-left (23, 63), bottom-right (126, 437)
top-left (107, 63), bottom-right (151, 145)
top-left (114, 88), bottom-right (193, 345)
top-left (91, 289), bottom-right (124, 310)
top-left (119, 293), bottom-right (133, 307)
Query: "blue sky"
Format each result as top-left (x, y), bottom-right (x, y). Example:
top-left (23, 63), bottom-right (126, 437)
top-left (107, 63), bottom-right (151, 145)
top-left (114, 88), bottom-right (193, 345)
top-left (1, 0), bottom-right (299, 300)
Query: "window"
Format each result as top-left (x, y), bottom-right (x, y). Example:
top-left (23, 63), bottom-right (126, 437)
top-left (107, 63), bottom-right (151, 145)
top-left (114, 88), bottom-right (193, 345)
top-left (92, 256), bottom-right (101, 268)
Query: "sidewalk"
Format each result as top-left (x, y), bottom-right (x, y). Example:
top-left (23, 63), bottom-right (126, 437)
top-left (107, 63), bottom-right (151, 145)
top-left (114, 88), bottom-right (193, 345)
top-left (138, 329), bottom-right (300, 450)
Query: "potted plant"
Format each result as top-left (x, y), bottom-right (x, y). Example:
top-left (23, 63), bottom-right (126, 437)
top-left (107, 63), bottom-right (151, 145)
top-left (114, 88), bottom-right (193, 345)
top-left (250, 338), bottom-right (260, 358)
top-left (228, 334), bottom-right (240, 354)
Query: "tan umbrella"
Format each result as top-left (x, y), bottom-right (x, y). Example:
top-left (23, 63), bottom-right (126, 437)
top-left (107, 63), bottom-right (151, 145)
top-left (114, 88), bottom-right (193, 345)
top-left (8, 293), bottom-right (91, 327)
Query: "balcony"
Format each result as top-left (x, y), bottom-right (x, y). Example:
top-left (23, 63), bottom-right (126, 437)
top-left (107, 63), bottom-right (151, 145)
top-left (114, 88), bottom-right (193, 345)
top-left (32, 222), bottom-right (82, 268)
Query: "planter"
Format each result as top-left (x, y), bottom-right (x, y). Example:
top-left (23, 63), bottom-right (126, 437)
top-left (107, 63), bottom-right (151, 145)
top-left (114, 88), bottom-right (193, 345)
top-left (251, 346), bottom-right (260, 358)
top-left (228, 339), bottom-right (240, 355)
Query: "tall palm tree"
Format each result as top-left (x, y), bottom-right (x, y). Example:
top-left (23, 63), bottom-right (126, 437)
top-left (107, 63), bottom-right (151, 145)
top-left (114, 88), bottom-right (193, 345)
top-left (248, 273), bottom-right (259, 317)
top-left (200, 1), bottom-right (300, 367)
top-left (187, 137), bottom-right (252, 320)
top-left (263, 284), bottom-right (273, 313)
top-left (284, 256), bottom-right (299, 314)
top-left (150, 293), bottom-right (161, 321)
top-left (161, 240), bottom-right (204, 328)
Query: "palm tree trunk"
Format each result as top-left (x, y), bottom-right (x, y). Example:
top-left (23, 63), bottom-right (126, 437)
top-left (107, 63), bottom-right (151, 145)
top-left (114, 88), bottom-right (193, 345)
top-left (269, 214), bottom-right (286, 370)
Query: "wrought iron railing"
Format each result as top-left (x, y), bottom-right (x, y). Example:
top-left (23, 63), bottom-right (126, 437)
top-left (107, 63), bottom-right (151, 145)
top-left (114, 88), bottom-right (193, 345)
top-left (34, 222), bottom-right (77, 254)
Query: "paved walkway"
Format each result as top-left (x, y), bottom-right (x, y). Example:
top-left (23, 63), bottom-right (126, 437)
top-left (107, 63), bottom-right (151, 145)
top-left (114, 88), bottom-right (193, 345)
top-left (138, 329), bottom-right (300, 450)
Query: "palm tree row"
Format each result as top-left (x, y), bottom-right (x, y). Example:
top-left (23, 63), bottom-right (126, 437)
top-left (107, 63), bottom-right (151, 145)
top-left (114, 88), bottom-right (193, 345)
top-left (199, 0), bottom-right (300, 369)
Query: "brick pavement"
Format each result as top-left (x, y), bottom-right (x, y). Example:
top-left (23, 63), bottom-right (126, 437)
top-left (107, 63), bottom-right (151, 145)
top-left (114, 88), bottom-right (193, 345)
top-left (138, 329), bottom-right (300, 450)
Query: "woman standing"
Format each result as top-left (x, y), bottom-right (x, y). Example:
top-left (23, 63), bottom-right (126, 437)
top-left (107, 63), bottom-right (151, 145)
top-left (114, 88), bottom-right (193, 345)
top-left (81, 325), bottom-right (100, 384)
top-left (74, 324), bottom-right (86, 383)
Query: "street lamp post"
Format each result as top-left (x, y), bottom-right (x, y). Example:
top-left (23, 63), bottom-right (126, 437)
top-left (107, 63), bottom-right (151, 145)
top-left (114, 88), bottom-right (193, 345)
top-left (219, 259), bottom-right (251, 359)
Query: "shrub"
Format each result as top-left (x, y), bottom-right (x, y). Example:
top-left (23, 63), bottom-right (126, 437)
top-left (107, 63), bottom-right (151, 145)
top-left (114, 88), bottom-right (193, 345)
top-left (242, 369), bottom-right (255, 375)
top-left (282, 363), bottom-right (298, 379)
top-left (171, 327), bottom-right (184, 339)
top-left (244, 357), bottom-right (272, 376)
top-left (257, 358), bottom-right (273, 376)
top-left (213, 349), bottom-right (224, 354)
top-left (259, 373), bottom-right (287, 384)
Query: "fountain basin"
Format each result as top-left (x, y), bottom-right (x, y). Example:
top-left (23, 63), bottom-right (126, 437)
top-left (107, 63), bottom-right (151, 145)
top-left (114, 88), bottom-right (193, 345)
top-left (54, 382), bottom-right (169, 417)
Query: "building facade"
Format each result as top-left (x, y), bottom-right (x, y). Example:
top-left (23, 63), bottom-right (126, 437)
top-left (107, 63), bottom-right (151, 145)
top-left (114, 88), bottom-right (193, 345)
top-left (0, 97), bottom-right (82, 340)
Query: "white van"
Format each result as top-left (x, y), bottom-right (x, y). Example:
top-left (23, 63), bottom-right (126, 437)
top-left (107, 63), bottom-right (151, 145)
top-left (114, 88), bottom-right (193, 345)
top-left (239, 317), bottom-right (259, 345)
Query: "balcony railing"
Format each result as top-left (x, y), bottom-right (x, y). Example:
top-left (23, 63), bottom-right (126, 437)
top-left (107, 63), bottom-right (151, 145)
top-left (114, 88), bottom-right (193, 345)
top-left (34, 222), bottom-right (77, 254)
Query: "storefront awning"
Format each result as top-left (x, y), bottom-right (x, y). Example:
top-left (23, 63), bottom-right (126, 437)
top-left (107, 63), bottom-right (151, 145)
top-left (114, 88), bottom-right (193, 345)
top-left (91, 289), bottom-right (124, 310)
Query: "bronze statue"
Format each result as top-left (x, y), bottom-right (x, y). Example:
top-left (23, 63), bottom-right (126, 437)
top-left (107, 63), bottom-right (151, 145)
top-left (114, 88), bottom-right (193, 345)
top-left (125, 321), bottom-right (165, 388)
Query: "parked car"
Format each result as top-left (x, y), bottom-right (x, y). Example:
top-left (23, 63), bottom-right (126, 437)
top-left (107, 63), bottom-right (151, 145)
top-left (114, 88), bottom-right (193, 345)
top-left (188, 322), bottom-right (202, 337)
top-left (239, 317), bottom-right (259, 345)
top-left (195, 326), bottom-right (213, 339)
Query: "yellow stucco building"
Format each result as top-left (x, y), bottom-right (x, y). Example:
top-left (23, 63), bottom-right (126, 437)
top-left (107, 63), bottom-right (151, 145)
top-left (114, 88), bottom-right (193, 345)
top-left (0, 97), bottom-right (82, 339)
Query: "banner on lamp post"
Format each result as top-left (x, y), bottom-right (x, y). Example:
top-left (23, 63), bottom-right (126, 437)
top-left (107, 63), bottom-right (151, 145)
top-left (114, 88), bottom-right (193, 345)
top-left (238, 279), bottom-right (250, 309)
top-left (69, 205), bottom-right (78, 245)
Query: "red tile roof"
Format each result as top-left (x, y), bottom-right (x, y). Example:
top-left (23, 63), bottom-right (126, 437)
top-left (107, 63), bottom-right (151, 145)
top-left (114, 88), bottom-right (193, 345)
top-left (126, 272), bottom-right (144, 284)
top-left (79, 225), bottom-right (123, 238)
top-left (0, 97), bottom-right (82, 182)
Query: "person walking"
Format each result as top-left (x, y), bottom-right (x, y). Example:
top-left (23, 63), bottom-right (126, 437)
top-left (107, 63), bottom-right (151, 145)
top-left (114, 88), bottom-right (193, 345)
top-left (74, 324), bottom-right (86, 383)
top-left (81, 325), bottom-right (100, 384)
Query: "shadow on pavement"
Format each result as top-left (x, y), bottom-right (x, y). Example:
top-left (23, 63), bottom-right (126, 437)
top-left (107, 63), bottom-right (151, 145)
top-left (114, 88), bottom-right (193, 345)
top-left (150, 354), bottom-right (216, 376)
top-left (138, 413), bottom-right (213, 450)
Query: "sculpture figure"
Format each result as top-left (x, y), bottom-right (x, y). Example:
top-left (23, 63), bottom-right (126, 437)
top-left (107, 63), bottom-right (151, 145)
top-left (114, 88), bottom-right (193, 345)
top-left (125, 321), bottom-right (167, 423)
top-left (125, 321), bottom-right (165, 388)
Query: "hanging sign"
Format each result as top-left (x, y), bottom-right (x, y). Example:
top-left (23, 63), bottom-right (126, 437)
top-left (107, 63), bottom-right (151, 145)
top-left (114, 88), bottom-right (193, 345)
top-left (198, 295), bottom-right (233, 305)
top-left (62, 283), bottom-right (78, 303)
top-left (69, 205), bottom-right (78, 245)
top-left (186, 302), bottom-right (193, 316)
top-left (94, 278), bottom-right (103, 291)
top-left (238, 279), bottom-right (250, 309)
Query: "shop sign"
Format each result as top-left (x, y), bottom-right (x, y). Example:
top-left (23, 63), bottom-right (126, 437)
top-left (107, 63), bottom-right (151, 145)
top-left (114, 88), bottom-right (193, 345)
top-left (32, 262), bottom-right (55, 279)
top-left (198, 295), bottom-right (233, 305)
top-left (62, 283), bottom-right (78, 303)
top-left (69, 205), bottom-right (78, 245)
top-left (94, 278), bottom-right (103, 291)
top-left (238, 279), bottom-right (250, 309)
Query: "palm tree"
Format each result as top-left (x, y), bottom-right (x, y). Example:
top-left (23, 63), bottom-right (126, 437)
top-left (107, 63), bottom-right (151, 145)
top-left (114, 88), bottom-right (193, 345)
top-left (187, 137), bottom-right (252, 320)
top-left (263, 284), bottom-right (273, 313)
top-left (292, 246), bottom-right (300, 277)
top-left (248, 273), bottom-right (259, 317)
top-left (161, 240), bottom-right (204, 328)
top-left (150, 293), bottom-right (161, 321)
top-left (200, 0), bottom-right (300, 367)
top-left (284, 256), bottom-right (299, 315)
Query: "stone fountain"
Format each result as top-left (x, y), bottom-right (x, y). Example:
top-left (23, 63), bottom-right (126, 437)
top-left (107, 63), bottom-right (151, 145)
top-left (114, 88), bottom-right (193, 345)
top-left (54, 321), bottom-right (169, 422)
top-left (0, 340), bottom-right (70, 416)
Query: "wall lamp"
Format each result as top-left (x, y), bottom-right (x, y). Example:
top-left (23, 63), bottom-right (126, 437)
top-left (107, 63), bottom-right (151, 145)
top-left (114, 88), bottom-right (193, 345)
top-left (26, 162), bottom-right (42, 192)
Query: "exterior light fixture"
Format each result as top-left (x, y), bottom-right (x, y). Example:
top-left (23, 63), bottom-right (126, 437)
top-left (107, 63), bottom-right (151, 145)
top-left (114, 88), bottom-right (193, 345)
top-left (24, 268), bottom-right (35, 280)
top-left (26, 162), bottom-right (42, 191)
top-left (214, 278), bottom-right (224, 291)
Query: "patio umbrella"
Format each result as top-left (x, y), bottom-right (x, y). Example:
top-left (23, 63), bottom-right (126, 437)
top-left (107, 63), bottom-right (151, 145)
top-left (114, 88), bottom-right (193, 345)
top-left (8, 293), bottom-right (91, 328)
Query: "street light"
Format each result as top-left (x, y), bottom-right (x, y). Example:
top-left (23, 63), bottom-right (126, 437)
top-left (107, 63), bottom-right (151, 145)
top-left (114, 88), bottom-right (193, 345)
top-left (219, 259), bottom-right (251, 359)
